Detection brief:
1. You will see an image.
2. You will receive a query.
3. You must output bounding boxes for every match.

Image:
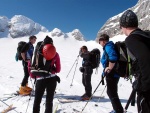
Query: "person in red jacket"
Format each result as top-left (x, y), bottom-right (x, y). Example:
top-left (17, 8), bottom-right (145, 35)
top-left (30, 36), bottom-right (61, 113)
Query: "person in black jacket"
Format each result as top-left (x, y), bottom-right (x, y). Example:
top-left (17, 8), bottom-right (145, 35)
top-left (79, 46), bottom-right (93, 100)
top-left (120, 10), bottom-right (150, 113)
top-left (18, 36), bottom-right (37, 95)
top-left (31, 36), bottom-right (61, 113)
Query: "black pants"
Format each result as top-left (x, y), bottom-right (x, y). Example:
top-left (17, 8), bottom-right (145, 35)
top-left (21, 60), bottom-right (29, 86)
top-left (137, 91), bottom-right (150, 113)
top-left (106, 74), bottom-right (123, 113)
top-left (82, 66), bottom-right (93, 97)
top-left (33, 77), bottom-right (57, 113)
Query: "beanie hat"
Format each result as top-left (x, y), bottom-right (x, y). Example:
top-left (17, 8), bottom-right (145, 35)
top-left (43, 35), bottom-right (53, 45)
top-left (120, 10), bottom-right (138, 28)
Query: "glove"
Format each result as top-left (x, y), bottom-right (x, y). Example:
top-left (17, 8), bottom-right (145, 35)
top-left (55, 75), bottom-right (60, 83)
top-left (79, 67), bottom-right (85, 73)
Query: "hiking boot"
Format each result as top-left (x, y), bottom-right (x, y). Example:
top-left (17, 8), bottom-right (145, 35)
top-left (81, 95), bottom-right (90, 101)
top-left (25, 84), bottom-right (32, 91)
top-left (18, 86), bottom-right (31, 95)
top-left (81, 93), bottom-right (86, 98)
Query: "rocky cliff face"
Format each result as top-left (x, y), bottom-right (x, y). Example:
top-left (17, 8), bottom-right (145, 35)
top-left (0, 15), bottom-right (48, 38)
top-left (96, 0), bottom-right (150, 42)
top-left (51, 28), bottom-right (85, 41)
top-left (0, 15), bottom-right (85, 41)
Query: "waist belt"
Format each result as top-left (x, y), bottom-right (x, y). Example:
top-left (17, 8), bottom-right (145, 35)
top-left (37, 74), bottom-right (56, 80)
top-left (31, 70), bottom-right (52, 74)
top-left (31, 70), bottom-right (56, 80)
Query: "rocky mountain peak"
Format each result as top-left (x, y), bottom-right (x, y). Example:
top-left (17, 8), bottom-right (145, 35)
top-left (96, 0), bottom-right (150, 42)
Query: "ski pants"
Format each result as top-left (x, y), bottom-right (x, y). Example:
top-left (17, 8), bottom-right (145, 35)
top-left (33, 77), bottom-right (57, 113)
top-left (137, 90), bottom-right (150, 113)
top-left (106, 75), bottom-right (123, 113)
top-left (21, 60), bottom-right (29, 86)
top-left (82, 66), bottom-right (93, 97)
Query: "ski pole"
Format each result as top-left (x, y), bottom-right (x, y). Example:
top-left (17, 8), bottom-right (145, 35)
top-left (66, 55), bottom-right (79, 78)
top-left (0, 99), bottom-right (20, 113)
top-left (124, 89), bottom-right (136, 111)
top-left (95, 85), bottom-right (107, 107)
top-left (81, 73), bottom-right (106, 113)
top-left (25, 80), bottom-right (36, 113)
top-left (70, 56), bottom-right (79, 87)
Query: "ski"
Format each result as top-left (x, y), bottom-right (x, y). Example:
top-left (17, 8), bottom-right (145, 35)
top-left (4, 90), bottom-right (35, 97)
top-left (57, 95), bottom-right (105, 104)
top-left (57, 97), bottom-right (82, 103)
top-left (1, 104), bottom-right (13, 113)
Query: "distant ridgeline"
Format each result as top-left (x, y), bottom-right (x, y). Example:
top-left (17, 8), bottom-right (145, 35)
top-left (0, 15), bottom-right (85, 41)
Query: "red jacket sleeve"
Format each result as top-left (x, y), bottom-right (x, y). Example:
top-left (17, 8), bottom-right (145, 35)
top-left (51, 52), bottom-right (61, 74)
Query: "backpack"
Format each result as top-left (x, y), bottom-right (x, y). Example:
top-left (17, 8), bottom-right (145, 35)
top-left (114, 41), bottom-right (131, 78)
top-left (31, 41), bottom-right (56, 77)
top-left (89, 48), bottom-right (101, 69)
top-left (16, 41), bottom-right (27, 61)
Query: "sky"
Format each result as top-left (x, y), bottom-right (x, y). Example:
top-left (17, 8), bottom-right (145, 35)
top-left (0, 32), bottom-right (137, 113)
top-left (0, 0), bottom-right (138, 40)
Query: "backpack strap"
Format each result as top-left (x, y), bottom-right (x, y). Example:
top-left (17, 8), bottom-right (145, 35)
top-left (127, 48), bottom-right (136, 62)
top-left (35, 42), bottom-right (44, 69)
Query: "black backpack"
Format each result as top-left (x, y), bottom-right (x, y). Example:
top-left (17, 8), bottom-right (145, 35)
top-left (31, 41), bottom-right (53, 77)
top-left (114, 41), bottom-right (131, 78)
top-left (105, 41), bottom-right (131, 78)
top-left (89, 48), bottom-right (101, 69)
top-left (16, 41), bottom-right (27, 61)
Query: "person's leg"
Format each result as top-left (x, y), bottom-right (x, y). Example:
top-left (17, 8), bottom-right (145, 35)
top-left (45, 78), bottom-right (57, 113)
top-left (81, 71), bottom-right (87, 96)
top-left (21, 61), bottom-right (29, 86)
top-left (84, 67), bottom-right (93, 97)
top-left (33, 80), bottom-right (46, 113)
top-left (137, 93), bottom-right (150, 113)
top-left (106, 76), bottom-right (123, 113)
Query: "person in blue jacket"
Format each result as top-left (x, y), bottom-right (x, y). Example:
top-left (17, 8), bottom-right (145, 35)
top-left (19, 36), bottom-right (37, 95)
top-left (99, 34), bottom-right (123, 113)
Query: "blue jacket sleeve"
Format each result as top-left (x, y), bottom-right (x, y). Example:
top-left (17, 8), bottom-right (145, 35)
top-left (105, 42), bottom-right (118, 63)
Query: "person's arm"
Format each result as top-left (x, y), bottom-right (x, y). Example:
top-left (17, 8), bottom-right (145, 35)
top-left (105, 44), bottom-right (118, 73)
top-left (54, 53), bottom-right (61, 73)
top-left (79, 49), bottom-right (90, 59)
top-left (21, 43), bottom-right (30, 62)
top-left (21, 53), bottom-right (26, 61)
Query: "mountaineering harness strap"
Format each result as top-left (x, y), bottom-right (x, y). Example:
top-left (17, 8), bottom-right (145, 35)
top-left (36, 74), bottom-right (56, 80)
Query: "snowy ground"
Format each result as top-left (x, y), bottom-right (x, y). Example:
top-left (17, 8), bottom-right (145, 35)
top-left (0, 33), bottom-right (137, 113)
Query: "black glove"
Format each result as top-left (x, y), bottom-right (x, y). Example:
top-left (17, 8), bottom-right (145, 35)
top-left (55, 75), bottom-right (60, 83)
top-left (79, 67), bottom-right (85, 73)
